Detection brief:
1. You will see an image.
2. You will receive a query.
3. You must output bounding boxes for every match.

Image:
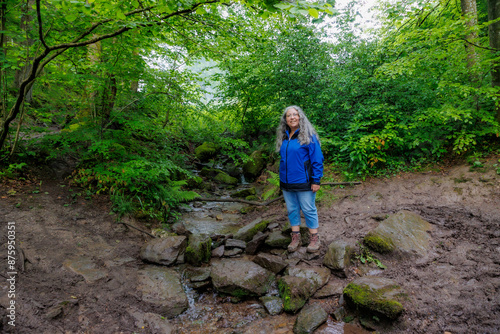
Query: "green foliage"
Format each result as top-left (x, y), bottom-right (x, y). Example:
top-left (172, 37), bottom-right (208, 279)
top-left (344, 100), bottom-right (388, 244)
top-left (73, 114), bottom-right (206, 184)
top-left (354, 242), bottom-right (386, 269)
top-left (0, 163), bottom-right (27, 179)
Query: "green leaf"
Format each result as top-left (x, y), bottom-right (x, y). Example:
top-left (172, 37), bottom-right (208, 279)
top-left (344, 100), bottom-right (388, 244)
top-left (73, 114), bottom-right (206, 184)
top-left (308, 8), bottom-right (319, 18)
top-left (196, 7), bottom-right (206, 15)
top-left (274, 3), bottom-right (291, 9)
top-left (117, 12), bottom-right (127, 20)
top-left (66, 13), bottom-right (77, 22)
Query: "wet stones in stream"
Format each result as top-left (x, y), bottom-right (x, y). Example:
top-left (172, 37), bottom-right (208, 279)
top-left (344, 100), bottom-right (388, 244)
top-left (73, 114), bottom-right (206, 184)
top-left (139, 235), bottom-right (187, 266)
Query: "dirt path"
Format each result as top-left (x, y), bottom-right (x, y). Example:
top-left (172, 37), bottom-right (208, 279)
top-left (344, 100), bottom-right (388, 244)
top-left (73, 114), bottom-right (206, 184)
top-left (0, 157), bottom-right (499, 333)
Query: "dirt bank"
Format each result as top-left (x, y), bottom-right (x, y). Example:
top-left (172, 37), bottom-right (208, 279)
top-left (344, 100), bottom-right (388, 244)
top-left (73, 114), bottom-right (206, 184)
top-left (0, 157), bottom-right (499, 333)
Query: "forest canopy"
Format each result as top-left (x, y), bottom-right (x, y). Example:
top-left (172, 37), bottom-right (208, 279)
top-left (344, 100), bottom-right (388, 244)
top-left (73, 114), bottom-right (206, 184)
top-left (1, 0), bottom-right (499, 221)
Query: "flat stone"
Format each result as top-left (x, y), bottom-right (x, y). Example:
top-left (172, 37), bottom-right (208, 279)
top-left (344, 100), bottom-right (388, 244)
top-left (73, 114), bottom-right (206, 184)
top-left (314, 279), bottom-right (345, 298)
top-left (63, 257), bottom-right (107, 283)
top-left (137, 266), bottom-right (188, 318)
top-left (128, 308), bottom-right (174, 334)
top-left (224, 248), bottom-right (243, 257)
top-left (253, 253), bottom-right (288, 274)
top-left (278, 275), bottom-right (315, 313)
top-left (225, 238), bottom-right (247, 249)
top-left (184, 267), bottom-right (211, 282)
top-left (139, 236), bottom-right (187, 266)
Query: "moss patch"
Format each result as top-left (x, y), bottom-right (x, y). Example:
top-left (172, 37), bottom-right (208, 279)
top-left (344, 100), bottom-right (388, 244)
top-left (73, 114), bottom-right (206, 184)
top-left (363, 232), bottom-right (395, 253)
top-left (343, 282), bottom-right (403, 320)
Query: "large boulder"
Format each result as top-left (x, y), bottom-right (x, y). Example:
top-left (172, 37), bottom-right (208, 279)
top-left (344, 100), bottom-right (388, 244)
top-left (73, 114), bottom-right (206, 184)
top-left (343, 276), bottom-right (405, 320)
top-left (322, 240), bottom-right (355, 277)
top-left (363, 210), bottom-right (432, 257)
top-left (234, 218), bottom-right (270, 242)
top-left (186, 234), bottom-right (212, 266)
top-left (243, 150), bottom-right (266, 181)
top-left (278, 276), bottom-right (316, 313)
top-left (136, 266), bottom-right (188, 318)
top-left (139, 236), bottom-right (187, 266)
top-left (195, 142), bottom-right (217, 162)
top-left (211, 258), bottom-right (275, 297)
top-left (294, 303), bottom-right (328, 334)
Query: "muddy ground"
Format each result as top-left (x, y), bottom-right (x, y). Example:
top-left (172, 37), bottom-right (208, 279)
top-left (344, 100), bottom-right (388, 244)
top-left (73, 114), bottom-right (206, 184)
top-left (0, 156), bottom-right (499, 334)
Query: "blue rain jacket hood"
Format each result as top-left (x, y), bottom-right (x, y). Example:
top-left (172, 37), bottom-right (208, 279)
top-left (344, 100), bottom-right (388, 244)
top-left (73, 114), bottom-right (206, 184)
top-left (279, 128), bottom-right (324, 192)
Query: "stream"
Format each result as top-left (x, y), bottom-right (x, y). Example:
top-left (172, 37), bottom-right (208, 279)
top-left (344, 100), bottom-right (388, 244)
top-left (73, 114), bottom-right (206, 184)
top-left (167, 180), bottom-right (370, 334)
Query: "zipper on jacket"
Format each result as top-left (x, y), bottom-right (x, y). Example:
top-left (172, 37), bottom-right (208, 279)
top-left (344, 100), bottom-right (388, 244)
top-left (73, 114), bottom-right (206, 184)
top-left (285, 138), bottom-right (290, 184)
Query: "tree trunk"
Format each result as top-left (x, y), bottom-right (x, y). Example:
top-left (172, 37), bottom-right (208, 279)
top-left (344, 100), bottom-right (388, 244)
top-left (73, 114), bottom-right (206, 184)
top-left (488, 0), bottom-right (500, 122)
top-left (15, 0), bottom-right (35, 104)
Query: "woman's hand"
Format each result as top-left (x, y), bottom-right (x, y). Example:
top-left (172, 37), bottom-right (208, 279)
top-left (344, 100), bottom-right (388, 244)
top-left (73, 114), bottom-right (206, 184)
top-left (311, 184), bottom-right (320, 193)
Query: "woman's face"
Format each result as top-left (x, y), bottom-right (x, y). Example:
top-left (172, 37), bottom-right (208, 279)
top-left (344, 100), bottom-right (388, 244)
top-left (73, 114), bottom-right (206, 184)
top-left (286, 108), bottom-right (300, 130)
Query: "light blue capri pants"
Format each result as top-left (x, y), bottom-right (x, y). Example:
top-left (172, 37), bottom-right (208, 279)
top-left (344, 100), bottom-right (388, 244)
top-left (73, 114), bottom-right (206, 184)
top-left (282, 190), bottom-right (319, 229)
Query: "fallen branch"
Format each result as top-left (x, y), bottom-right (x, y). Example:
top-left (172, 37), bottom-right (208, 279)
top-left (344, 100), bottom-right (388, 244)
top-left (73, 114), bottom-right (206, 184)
top-left (195, 196), bottom-right (284, 206)
top-left (118, 221), bottom-right (157, 238)
top-left (192, 182), bottom-right (362, 206)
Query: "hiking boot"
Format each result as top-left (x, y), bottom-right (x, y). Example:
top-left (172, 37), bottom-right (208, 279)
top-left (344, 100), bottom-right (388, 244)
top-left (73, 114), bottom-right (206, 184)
top-left (288, 232), bottom-right (301, 253)
top-left (307, 233), bottom-right (320, 253)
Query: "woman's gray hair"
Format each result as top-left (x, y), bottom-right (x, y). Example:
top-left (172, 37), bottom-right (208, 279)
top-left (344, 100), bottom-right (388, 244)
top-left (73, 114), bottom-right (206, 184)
top-left (275, 105), bottom-right (320, 152)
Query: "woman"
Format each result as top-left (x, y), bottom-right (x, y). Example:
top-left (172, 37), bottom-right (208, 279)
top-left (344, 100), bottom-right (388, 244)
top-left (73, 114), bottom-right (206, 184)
top-left (276, 105), bottom-right (324, 253)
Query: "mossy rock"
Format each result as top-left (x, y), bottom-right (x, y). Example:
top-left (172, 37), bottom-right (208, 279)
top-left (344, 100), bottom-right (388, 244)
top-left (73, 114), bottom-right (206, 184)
top-left (231, 187), bottom-right (256, 198)
top-left (185, 234), bottom-right (212, 266)
top-left (363, 211), bottom-right (432, 257)
top-left (363, 232), bottom-right (395, 253)
top-left (234, 218), bottom-right (270, 242)
top-left (278, 276), bottom-right (315, 313)
top-left (195, 142), bottom-right (217, 162)
top-left (265, 230), bottom-right (291, 248)
top-left (243, 150), bottom-right (266, 181)
top-left (343, 276), bottom-right (405, 320)
top-left (245, 195), bottom-right (259, 201)
top-left (214, 171), bottom-right (238, 185)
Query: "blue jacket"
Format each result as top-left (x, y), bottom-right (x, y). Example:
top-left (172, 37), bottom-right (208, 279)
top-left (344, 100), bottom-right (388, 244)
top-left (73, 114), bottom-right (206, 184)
top-left (279, 129), bottom-right (324, 192)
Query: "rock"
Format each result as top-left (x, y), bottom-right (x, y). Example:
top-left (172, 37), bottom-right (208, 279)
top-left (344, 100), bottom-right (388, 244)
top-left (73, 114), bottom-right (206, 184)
top-left (234, 218), bottom-right (270, 242)
top-left (191, 281), bottom-right (211, 290)
top-left (259, 296), bottom-right (284, 315)
top-left (363, 210), bottom-right (432, 257)
top-left (137, 266), bottom-right (188, 318)
top-left (231, 187), bottom-right (256, 198)
top-left (212, 245), bottom-right (225, 258)
top-left (332, 306), bottom-right (346, 321)
top-left (224, 248), bottom-right (243, 257)
top-left (225, 238), bottom-right (247, 249)
top-left (214, 171), bottom-right (239, 185)
top-left (265, 230), bottom-right (291, 248)
top-left (246, 232), bottom-right (268, 255)
top-left (171, 222), bottom-right (190, 236)
top-left (140, 236), bottom-right (187, 266)
top-left (63, 257), bottom-right (108, 283)
top-left (128, 308), bottom-right (174, 334)
top-left (184, 267), bottom-right (211, 282)
top-left (293, 303), bottom-right (328, 334)
top-left (195, 142), bottom-right (217, 162)
top-left (243, 150), bottom-right (266, 181)
top-left (278, 276), bottom-right (316, 313)
top-left (253, 253), bottom-right (288, 274)
top-left (286, 265), bottom-right (330, 292)
top-left (186, 234), bottom-right (212, 267)
top-left (322, 240), bottom-right (355, 277)
top-left (313, 279), bottom-right (345, 298)
top-left (267, 222), bottom-right (279, 230)
top-left (343, 276), bottom-right (405, 320)
top-left (211, 258), bottom-right (275, 297)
